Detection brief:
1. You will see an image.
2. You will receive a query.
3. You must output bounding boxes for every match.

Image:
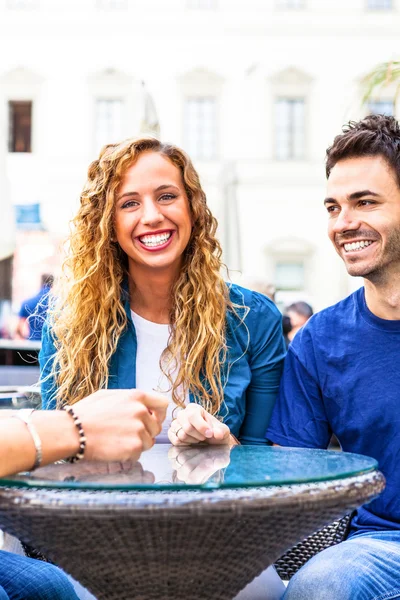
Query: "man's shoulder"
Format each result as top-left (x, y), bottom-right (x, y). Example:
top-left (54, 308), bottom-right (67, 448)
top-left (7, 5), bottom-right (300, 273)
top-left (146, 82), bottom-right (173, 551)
top-left (304, 289), bottom-right (360, 332)
top-left (291, 289), bottom-right (361, 360)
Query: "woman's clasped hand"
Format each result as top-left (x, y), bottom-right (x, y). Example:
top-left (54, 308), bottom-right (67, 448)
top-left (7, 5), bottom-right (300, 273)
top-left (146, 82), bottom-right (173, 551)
top-left (168, 404), bottom-right (232, 446)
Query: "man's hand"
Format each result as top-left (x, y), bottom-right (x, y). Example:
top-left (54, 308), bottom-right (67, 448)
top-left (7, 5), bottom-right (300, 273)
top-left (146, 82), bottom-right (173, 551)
top-left (168, 404), bottom-right (231, 446)
top-left (72, 389), bottom-right (168, 462)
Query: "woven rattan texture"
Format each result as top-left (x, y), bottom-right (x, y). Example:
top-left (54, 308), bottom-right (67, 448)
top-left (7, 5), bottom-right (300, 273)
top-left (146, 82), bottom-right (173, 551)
top-left (0, 471), bottom-right (384, 600)
top-left (274, 514), bottom-right (351, 580)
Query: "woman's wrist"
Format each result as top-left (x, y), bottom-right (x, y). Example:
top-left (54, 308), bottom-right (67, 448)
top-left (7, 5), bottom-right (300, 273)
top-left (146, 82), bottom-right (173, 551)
top-left (229, 433), bottom-right (240, 446)
top-left (30, 410), bottom-right (81, 466)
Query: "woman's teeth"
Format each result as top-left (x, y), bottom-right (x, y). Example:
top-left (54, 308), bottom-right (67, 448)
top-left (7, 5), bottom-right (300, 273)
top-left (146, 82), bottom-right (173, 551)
top-left (139, 232), bottom-right (172, 247)
top-left (344, 240), bottom-right (373, 253)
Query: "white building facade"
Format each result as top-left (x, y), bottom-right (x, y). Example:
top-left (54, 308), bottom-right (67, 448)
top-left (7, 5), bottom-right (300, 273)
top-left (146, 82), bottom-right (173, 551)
top-left (1, 0), bottom-right (399, 310)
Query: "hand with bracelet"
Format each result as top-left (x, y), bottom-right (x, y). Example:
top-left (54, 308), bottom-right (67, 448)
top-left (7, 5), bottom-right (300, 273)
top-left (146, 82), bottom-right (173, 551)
top-left (0, 389), bottom-right (168, 478)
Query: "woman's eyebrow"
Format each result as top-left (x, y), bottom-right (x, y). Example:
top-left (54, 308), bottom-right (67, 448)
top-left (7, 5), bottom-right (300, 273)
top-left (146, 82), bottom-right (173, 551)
top-left (118, 184), bottom-right (180, 201)
top-left (154, 184), bottom-right (180, 192)
top-left (117, 191), bottom-right (139, 201)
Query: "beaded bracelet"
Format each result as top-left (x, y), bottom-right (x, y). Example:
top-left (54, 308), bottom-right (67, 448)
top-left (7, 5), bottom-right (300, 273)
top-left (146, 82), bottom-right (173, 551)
top-left (62, 405), bottom-right (87, 463)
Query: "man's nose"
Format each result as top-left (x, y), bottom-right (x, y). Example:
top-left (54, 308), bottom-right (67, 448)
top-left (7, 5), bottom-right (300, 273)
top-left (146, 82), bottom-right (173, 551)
top-left (141, 200), bottom-right (163, 226)
top-left (331, 208), bottom-right (361, 234)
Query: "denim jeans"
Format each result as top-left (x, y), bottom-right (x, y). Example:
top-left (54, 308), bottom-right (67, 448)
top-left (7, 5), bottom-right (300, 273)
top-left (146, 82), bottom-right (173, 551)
top-left (0, 550), bottom-right (80, 600)
top-left (283, 530), bottom-right (400, 600)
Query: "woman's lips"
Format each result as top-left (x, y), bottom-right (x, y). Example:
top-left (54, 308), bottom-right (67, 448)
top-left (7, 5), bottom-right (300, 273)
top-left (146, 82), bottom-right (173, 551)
top-left (136, 230), bottom-right (175, 252)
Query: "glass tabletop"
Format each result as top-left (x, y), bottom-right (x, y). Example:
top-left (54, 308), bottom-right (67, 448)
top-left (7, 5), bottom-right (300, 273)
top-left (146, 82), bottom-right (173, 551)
top-left (0, 445), bottom-right (378, 492)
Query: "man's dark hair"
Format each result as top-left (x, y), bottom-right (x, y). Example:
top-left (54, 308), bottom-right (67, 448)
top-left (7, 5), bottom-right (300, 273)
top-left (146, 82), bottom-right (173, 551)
top-left (41, 273), bottom-right (54, 288)
top-left (286, 301), bottom-right (313, 319)
top-left (326, 114), bottom-right (400, 187)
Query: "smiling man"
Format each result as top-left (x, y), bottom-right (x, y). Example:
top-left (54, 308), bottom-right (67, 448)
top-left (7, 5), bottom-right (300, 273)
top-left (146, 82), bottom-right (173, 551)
top-left (266, 115), bottom-right (400, 599)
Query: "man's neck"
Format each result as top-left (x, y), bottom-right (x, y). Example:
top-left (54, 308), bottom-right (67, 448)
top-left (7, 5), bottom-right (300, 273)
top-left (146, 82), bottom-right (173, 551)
top-left (364, 276), bottom-right (400, 320)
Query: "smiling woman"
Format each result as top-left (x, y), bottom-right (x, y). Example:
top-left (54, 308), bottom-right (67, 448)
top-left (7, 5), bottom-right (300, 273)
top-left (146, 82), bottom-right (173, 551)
top-left (39, 137), bottom-right (286, 446)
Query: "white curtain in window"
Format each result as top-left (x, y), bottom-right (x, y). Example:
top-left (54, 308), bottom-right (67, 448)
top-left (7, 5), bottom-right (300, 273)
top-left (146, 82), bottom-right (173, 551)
top-left (367, 0), bottom-right (392, 9)
top-left (276, 0), bottom-right (304, 8)
top-left (184, 97), bottom-right (217, 160)
top-left (95, 99), bottom-right (123, 152)
top-left (275, 98), bottom-right (305, 160)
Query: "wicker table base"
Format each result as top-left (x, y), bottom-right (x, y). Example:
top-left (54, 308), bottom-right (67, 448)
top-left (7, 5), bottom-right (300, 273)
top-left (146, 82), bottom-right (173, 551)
top-left (0, 470), bottom-right (384, 600)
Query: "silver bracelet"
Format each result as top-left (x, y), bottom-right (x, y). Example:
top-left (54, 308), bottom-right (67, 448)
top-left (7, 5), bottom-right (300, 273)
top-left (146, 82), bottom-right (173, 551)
top-left (12, 408), bottom-right (42, 470)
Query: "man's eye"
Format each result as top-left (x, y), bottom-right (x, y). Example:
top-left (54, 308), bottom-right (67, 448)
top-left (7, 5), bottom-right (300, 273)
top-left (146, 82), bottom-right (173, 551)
top-left (326, 205), bottom-right (338, 213)
top-left (359, 200), bottom-right (374, 206)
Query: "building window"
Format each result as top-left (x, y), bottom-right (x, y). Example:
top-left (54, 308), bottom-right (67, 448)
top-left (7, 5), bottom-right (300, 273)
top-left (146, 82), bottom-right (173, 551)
top-left (275, 261), bottom-right (305, 291)
top-left (95, 99), bottom-right (123, 151)
top-left (275, 97), bottom-right (305, 160)
top-left (276, 0), bottom-right (305, 8)
top-left (367, 100), bottom-right (394, 115)
top-left (6, 0), bottom-right (37, 8)
top-left (366, 0), bottom-right (392, 9)
top-left (96, 0), bottom-right (127, 8)
top-left (187, 0), bottom-right (217, 8)
top-left (8, 101), bottom-right (32, 153)
top-left (184, 97), bottom-right (217, 160)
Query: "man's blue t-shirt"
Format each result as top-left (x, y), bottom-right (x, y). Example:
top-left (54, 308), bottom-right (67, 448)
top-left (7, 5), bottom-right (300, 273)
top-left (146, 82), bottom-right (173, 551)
top-left (266, 287), bottom-right (400, 536)
top-left (19, 286), bottom-right (51, 341)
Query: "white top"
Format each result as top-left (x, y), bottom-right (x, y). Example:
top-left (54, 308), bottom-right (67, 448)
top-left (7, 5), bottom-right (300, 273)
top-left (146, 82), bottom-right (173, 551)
top-left (131, 310), bottom-right (188, 444)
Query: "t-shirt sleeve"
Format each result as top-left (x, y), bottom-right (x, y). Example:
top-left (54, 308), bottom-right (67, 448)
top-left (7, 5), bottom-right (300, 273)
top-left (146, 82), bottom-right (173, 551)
top-left (18, 299), bottom-right (32, 318)
top-left (266, 331), bottom-right (332, 449)
top-left (239, 292), bottom-right (286, 445)
top-left (39, 320), bottom-right (58, 410)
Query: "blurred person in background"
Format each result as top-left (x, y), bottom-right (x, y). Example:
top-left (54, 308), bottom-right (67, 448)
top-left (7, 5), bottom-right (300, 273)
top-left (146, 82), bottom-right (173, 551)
top-left (240, 277), bottom-right (276, 302)
top-left (285, 301), bottom-right (313, 344)
top-left (15, 274), bottom-right (54, 341)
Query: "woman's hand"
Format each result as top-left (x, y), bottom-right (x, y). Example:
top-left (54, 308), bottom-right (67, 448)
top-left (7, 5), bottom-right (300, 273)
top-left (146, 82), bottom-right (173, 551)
top-left (168, 445), bottom-right (231, 484)
top-left (168, 404), bottom-right (232, 446)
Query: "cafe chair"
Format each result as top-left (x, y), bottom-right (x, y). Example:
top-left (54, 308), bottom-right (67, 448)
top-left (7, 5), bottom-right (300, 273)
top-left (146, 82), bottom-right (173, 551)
top-left (0, 385), bottom-right (41, 410)
top-left (274, 513), bottom-right (352, 580)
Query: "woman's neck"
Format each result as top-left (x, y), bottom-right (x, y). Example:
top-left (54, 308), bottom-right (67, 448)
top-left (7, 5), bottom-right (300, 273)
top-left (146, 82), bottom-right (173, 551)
top-left (128, 271), bottom-right (174, 324)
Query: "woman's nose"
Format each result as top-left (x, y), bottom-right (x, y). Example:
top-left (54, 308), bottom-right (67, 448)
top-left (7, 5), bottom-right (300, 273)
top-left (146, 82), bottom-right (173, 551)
top-left (140, 200), bottom-right (163, 226)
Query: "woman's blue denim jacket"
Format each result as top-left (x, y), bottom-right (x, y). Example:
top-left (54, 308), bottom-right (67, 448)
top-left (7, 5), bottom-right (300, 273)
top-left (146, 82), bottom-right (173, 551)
top-left (40, 283), bottom-right (286, 444)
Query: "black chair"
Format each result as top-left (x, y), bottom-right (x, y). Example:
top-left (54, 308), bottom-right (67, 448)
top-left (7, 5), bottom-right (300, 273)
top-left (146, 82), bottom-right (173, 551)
top-left (274, 514), bottom-right (352, 580)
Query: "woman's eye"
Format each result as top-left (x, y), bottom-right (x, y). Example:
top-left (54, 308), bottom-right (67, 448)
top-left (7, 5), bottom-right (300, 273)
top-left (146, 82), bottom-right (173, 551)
top-left (159, 194), bottom-right (176, 202)
top-left (121, 200), bottom-right (138, 209)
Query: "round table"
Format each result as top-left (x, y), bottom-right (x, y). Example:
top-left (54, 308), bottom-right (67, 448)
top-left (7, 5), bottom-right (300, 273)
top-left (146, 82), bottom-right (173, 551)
top-left (0, 445), bottom-right (385, 600)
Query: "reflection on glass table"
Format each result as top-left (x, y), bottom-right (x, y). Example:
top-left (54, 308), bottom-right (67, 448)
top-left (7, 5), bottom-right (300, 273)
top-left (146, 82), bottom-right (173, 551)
top-left (0, 445), bottom-right (385, 600)
top-left (2, 444), bottom-right (380, 490)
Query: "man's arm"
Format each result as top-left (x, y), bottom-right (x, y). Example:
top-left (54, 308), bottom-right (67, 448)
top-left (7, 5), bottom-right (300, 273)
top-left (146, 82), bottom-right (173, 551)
top-left (266, 344), bottom-right (332, 449)
top-left (14, 316), bottom-right (29, 340)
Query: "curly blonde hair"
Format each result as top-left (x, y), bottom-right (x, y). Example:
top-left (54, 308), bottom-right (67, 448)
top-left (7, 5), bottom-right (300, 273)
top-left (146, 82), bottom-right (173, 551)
top-left (48, 137), bottom-right (231, 414)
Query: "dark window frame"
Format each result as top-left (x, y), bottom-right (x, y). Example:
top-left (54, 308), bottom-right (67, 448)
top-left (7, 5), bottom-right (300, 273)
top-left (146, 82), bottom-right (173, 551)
top-left (8, 100), bottom-right (32, 153)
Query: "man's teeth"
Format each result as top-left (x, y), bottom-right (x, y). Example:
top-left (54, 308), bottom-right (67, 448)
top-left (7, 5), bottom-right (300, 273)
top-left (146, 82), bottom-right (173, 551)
top-left (140, 232), bottom-right (171, 247)
top-left (344, 240), bottom-right (373, 253)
